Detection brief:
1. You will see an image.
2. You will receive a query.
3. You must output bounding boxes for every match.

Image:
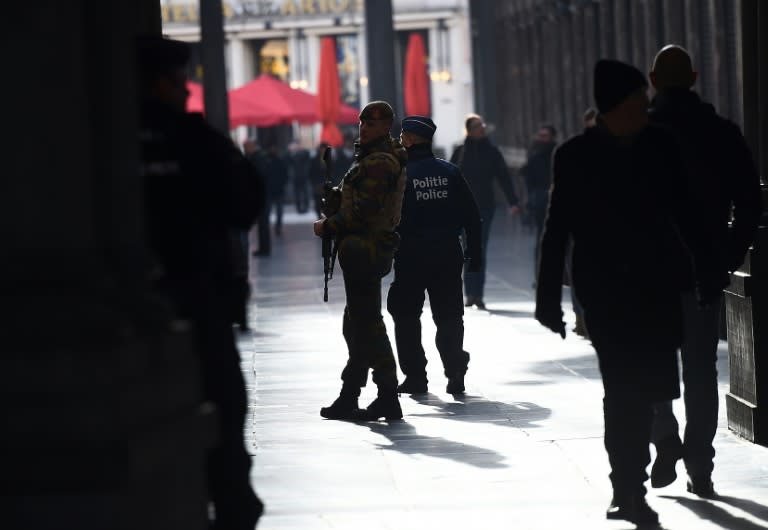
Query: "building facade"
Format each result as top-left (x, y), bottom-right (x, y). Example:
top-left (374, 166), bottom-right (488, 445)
top-left (161, 0), bottom-right (475, 156)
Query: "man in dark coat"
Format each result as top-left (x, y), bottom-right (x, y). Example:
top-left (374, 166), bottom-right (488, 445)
top-left (520, 124), bottom-right (558, 273)
top-left (536, 59), bottom-right (693, 526)
top-left (387, 116), bottom-right (482, 395)
top-left (137, 36), bottom-right (265, 530)
top-left (450, 115), bottom-right (519, 309)
top-left (646, 45), bottom-right (762, 498)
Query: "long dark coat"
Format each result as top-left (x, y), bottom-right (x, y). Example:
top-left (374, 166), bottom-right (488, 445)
top-left (536, 122), bottom-right (693, 400)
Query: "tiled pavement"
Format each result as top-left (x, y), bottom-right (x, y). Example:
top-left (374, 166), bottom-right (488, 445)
top-left (240, 207), bottom-right (768, 530)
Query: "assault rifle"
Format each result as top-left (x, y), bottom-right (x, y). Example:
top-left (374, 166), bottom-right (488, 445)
top-left (321, 147), bottom-right (338, 302)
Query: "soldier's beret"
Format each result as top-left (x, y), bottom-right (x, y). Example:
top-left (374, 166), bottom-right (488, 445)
top-left (401, 115), bottom-right (436, 140)
top-left (360, 101), bottom-right (395, 121)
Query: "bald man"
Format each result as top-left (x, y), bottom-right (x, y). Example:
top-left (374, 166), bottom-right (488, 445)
top-left (647, 44), bottom-right (762, 497)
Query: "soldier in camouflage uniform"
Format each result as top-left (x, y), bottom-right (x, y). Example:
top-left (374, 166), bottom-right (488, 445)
top-left (313, 101), bottom-right (408, 421)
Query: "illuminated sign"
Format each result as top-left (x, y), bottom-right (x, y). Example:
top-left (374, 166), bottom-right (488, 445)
top-left (161, 0), bottom-right (362, 24)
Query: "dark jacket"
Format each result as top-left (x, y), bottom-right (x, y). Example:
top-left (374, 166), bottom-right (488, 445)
top-left (649, 89), bottom-right (762, 295)
top-left (520, 140), bottom-right (557, 206)
top-left (536, 122), bottom-right (693, 399)
top-left (450, 137), bottom-right (519, 211)
top-left (399, 143), bottom-right (482, 266)
top-left (140, 104), bottom-right (264, 320)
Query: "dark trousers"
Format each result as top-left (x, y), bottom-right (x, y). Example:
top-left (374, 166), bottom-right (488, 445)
top-left (593, 339), bottom-right (677, 498)
top-left (604, 390), bottom-right (654, 498)
top-left (653, 292), bottom-right (721, 476)
top-left (530, 196), bottom-right (548, 278)
top-left (294, 177), bottom-right (309, 213)
top-left (387, 242), bottom-right (469, 381)
top-left (464, 207), bottom-right (495, 300)
top-left (256, 198), bottom-right (272, 254)
top-left (198, 304), bottom-right (261, 529)
top-left (338, 236), bottom-right (398, 390)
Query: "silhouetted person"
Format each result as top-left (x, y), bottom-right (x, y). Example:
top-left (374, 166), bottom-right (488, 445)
top-left (387, 116), bottom-right (482, 395)
top-left (521, 124), bottom-right (558, 276)
top-left (450, 115), bottom-right (520, 309)
top-left (137, 36), bottom-right (264, 530)
top-left (314, 101), bottom-right (407, 421)
top-left (309, 143), bottom-right (330, 218)
top-left (287, 141), bottom-right (310, 213)
top-left (262, 143), bottom-right (288, 237)
top-left (536, 59), bottom-right (693, 526)
top-left (647, 44), bottom-right (762, 498)
top-left (244, 139), bottom-right (271, 257)
top-left (334, 134), bottom-right (356, 183)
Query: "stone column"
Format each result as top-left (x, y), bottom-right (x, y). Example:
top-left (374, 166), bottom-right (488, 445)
top-left (725, 0), bottom-right (768, 447)
top-left (2, 2), bottom-right (213, 528)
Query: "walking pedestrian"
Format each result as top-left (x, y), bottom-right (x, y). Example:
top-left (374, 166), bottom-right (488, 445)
top-left (450, 114), bottom-right (520, 309)
top-left (387, 116), bottom-right (482, 395)
top-left (521, 124), bottom-right (558, 277)
top-left (314, 101), bottom-right (408, 421)
top-left (647, 44), bottom-right (762, 498)
top-left (536, 59), bottom-right (694, 526)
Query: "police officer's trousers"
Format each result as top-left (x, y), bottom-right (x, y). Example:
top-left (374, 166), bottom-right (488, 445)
top-left (387, 241), bottom-right (469, 381)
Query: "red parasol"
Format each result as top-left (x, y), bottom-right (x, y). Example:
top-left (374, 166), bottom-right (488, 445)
top-left (185, 80), bottom-right (289, 126)
top-left (317, 37), bottom-right (344, 147)
top-left (403, 33), bottom-right (431, 116)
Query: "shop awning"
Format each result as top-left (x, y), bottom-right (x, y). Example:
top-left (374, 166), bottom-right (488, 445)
top-left (185, 81), bottom-right (289, 127)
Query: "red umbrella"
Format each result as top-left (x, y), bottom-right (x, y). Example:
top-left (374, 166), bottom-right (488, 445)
top-left (317, 37), bottom-right (343, 147)
top-left (185, 80), bottom-right (288, 127)
top-left (403, 33), bottom-right (431, 116)
top-left (230, 74), bottom-right (317, 124)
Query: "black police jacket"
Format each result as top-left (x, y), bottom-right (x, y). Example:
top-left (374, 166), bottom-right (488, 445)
top-left (398, 143), bottom-right (482, 266)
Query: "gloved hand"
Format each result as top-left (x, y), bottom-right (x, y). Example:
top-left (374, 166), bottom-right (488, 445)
top-left (535, 304), bottom-right (566, 339)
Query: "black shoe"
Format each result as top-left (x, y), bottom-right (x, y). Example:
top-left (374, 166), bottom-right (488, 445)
top-left (320, 393), bottom-right (359, 420)
top-left (687, 474), bottom-right (716, 498)
top-left (397, 378), bottom-right (428, 394)
top-left (474, 299), bottom-right (486, 310)
top-left (606, 495), bottom-right (659, 526)
top-left (446, 372), bottom-right (465, 394)
top-left (464, 296), bottom-right (477, 307)
top-left (651, 436), bottom-right (682, 488)
top-left (354, 392), bottom-right (403, 421)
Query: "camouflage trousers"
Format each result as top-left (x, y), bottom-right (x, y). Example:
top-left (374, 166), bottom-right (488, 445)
top-left (337, 234), bottom-right (399, 389)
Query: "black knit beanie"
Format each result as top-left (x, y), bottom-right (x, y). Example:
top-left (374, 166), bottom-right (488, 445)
top-left (593, 59), bottom-right (648, 113)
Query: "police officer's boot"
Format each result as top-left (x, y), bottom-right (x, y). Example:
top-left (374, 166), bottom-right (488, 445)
top-left (354, 386), bottom-right (403, 421)
top-left (320, 384), bottom-right (360, 420)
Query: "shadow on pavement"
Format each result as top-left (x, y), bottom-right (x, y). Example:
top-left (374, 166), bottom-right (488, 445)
top-left (659, 495), bottom-right (768, 530)
top-left (364, 420), bottom-right (508, 469)
top-left (406, 393), bottom-right (551, 429)
top-left (484, 308), bottom-right (534, 318)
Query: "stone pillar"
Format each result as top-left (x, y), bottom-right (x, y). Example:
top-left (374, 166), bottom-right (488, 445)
top-left (2, 1), bottom-right (213, 528)
top-left (725, 0), bottom-right (768, 447)
top-left (200, 0), bottom-right (230, 134)
top-left (364, 0), bottom-right (399, 133)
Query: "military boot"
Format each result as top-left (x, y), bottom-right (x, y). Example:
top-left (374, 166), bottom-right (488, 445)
top-left (320, 384), bottom-right (360, 420)
top-left (354, 387), bottom-right (403, 421)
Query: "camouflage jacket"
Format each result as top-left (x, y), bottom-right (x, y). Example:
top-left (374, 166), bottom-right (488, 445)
top-left (325, 135), bottom-right (408, 239)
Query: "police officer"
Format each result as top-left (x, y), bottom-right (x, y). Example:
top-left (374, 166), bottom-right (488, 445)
top-left (314, 101), bottom-right (408, 421)
top-left (137, 36), bottom-right (265, 530)
top-left (387, 116), bottom-right (482, 394)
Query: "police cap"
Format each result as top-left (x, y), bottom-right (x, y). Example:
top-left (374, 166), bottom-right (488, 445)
top-left (401, 115), bottom-right (436, 141)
